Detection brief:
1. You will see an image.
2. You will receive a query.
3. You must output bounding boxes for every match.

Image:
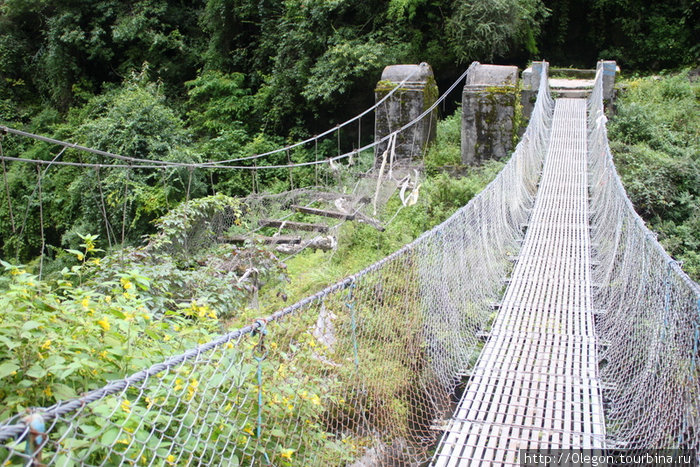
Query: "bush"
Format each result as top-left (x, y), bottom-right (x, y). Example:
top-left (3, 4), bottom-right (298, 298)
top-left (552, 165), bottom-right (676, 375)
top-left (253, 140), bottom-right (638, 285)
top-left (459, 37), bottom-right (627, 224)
top-left (609, 71), bottom-right (700, 280)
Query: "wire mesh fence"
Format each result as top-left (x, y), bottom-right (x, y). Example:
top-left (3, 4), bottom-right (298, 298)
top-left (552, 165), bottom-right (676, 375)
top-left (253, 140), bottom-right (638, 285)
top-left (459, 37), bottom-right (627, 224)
top-left (587, 66), bottom-right (700, 454)
top-left (0, 63), bottom-right (552, 465)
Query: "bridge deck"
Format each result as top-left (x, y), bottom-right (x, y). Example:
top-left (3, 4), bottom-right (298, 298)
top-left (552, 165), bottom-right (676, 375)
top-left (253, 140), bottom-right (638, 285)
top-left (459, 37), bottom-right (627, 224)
top-left (432, 99), bottom-right (606, 466)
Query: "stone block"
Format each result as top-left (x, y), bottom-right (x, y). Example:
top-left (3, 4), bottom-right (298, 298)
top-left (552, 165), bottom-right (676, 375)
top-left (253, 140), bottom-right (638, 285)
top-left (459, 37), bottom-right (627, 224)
top-left (374, 63), bottom-right (438, 164)
top-left (461, 64), bottom-right (519, 165)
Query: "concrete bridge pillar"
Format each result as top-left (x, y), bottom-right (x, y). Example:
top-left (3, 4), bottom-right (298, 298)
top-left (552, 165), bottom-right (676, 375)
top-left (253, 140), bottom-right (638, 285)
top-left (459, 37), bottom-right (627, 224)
top-left (374, 63), bottom-right (438, 164)
top-left (519, 61), bottom-right (548, 127)
top-left (461, 63), bottom-right (519, 165)
top-left (597, 60), bottom-right (618, 102)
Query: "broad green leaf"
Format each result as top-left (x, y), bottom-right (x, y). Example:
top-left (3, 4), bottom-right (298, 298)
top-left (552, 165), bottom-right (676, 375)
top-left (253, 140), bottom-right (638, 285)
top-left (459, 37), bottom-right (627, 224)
top-left (21, 320), bottom-right (42, 332)
top-left (0, 361), bottom-right (19, 379)
top-left (100, 427), bottom-right (120, 446)
top-left (52, 383), bottom-right (77, 400)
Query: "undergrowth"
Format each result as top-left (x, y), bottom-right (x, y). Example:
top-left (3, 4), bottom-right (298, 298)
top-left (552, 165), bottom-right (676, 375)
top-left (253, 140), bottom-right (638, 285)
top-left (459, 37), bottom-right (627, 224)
top-left (608, 70), bottom-right (699, 280)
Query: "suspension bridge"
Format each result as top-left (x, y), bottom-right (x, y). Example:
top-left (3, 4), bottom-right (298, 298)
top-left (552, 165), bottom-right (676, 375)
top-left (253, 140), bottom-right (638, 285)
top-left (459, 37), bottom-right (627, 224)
top-left (0, 62), bottom-right (698, 466)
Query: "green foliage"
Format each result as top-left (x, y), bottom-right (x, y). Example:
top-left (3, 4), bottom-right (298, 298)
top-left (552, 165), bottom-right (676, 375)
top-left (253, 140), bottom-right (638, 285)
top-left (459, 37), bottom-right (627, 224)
top-left (0, 68), bottom-right (202, 260)
top-left (446, 0), bottom-right (549, 62)
top-left (424, 108), bottom-right (463, 172)
top-left (148, 193), bottom-right (243, 254)
top-left (302, 37), bottom-right (403, 105)
top-left (421, 161), bottom-right (505, 223)
top-left (185, 71), bottom-right (255, 138)
top-left (540, 0), bottom-right (698, 70)
top-left (608, 71), bottom-right (700, 279)
top-left (77, 195), bottom-right (287, 319)
top-left (0, 258), bottom-right (219, 419)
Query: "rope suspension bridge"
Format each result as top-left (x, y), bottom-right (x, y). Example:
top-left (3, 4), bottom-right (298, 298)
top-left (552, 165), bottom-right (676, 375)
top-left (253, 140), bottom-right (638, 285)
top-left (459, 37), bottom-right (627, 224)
top-left (0, 61), bottom-right (698, 465)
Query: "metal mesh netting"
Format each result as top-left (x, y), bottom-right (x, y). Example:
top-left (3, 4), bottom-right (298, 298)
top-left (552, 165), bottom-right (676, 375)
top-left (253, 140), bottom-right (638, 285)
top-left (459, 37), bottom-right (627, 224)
top-left (587, 68), bottom-right (700, 452)
top-left (0, 64), bottom-right (554, 466)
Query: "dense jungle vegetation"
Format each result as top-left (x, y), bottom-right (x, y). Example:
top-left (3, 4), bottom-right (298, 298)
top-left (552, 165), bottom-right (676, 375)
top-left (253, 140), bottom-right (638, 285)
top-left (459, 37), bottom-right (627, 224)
top-left (0, 0), bottom-right (697, 424)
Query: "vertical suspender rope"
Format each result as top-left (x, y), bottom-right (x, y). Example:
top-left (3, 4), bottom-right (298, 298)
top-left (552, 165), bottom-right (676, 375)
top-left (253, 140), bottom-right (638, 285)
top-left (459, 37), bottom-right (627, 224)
top-left (314, 139), bottom-right (319, 187)
top-left (287, 149), bottom-right (293, 190)
top-left (186, 167), bottom-right (193, 202)
top-left (0, 135), bottom-right (16, 233)
top-left (346, 281), bottom-right (359, 370)
top-left (37, 164), bottom-right (45, 279)
top-left (253, 159), bottom-right (258, 194)
top-left (121, 167), bottom-right (131, 248)
top-left (251, 318), bottom-right (271, 464)
top-left (96, 167), bottom-right (114, 248)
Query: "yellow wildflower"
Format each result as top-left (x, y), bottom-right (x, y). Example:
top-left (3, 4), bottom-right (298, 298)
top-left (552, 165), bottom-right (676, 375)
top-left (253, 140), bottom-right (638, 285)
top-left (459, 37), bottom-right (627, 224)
top-left (40, 339), bottom-right (51, 350)
top-left (186, 379), bottom-right (199, 400)
top-left (43, 386), bottom-right (53, 398)
top-left (310, 394), bottom-right (321, 406)
top-left (120, 278), bottom-right (133, 290)
top-left (97, 317), bottom-right (110, 332)
top-left (145, 397), bottom-right (153, 409)
top-left (243, 426), bottom-right (254, 436)
top-left (174, 378), bottom-right (184, 391)
top-left (163, 335), bottom-right (171, 342)
top-left (81, 297), bottom-right (89, 309)
top-left (117, 438), bottom-right (130, 445)
top-left (280, 449), bottom-right (294, 461)
top-left (105, 295), bottom-right (112, 303)
top-left (76, 253), bottom-right (84, 261)
top-left (225, 341), bottom-right (234, 349)
top-left (165, 455), bottom-right (176, 465)
top-left (99, 350), bottom-right (108, 359)
top-left (207, 310), bottom-right (217, 319)
top-left (120, 399), bottom-right (131, 413)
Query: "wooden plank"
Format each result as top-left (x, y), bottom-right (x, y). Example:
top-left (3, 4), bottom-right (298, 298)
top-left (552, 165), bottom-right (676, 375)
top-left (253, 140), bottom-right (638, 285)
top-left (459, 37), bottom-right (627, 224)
top-left (291, 204), bottom-right (355, 220)
top-left (311, 192), bottom-right (370, 204)
top-left (218, 235), bottom-right (302, 245)
top-left (258, 219), bottom-right (329, 232)
top-left (353, 212), bottom-right (385, 231)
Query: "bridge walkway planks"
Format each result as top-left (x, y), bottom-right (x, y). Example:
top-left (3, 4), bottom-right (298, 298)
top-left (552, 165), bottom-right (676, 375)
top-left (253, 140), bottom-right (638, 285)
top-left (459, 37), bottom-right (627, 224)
top-left (432, 98), bottom-right (606, 466)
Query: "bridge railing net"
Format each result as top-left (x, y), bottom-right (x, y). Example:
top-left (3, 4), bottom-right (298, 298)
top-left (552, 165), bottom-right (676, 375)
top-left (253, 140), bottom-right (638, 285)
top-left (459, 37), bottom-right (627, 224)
top-left (0, 63), bottom-right (553, 466)
top-left (587, 66), bottom-right (700, 452)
